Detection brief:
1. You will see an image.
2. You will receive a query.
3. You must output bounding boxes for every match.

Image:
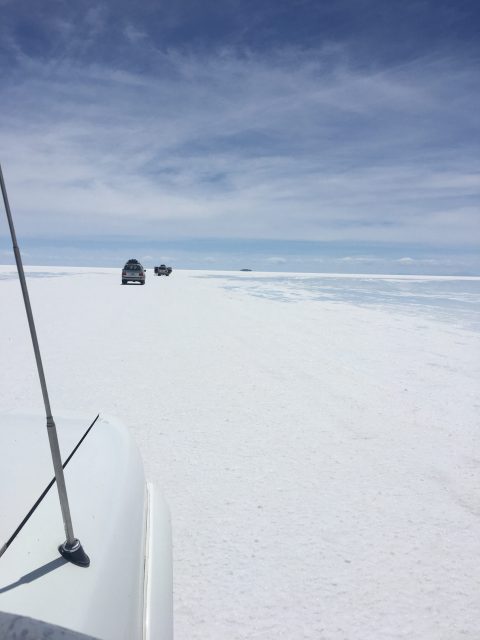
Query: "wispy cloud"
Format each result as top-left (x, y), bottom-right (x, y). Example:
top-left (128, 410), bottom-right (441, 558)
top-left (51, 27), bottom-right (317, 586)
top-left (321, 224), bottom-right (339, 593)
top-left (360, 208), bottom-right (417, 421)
top-left (0, 1), bottom-right (478, 276)
top-left (1, 48), bottom-right (478, 246)
top-left (124, 23), bottom-right (147, 44)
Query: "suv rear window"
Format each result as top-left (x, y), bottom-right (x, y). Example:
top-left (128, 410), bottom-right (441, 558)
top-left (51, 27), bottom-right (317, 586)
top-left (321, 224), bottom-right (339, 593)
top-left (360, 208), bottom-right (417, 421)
top-left (125, 264), bottom-right (141, 271)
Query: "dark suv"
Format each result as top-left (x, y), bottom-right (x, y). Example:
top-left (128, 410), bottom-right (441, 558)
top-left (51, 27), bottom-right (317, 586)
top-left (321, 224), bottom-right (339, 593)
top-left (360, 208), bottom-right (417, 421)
top-left (122, 260), bottom-right (146, 285)
top-left (154, 264), bottom-right (172, 276)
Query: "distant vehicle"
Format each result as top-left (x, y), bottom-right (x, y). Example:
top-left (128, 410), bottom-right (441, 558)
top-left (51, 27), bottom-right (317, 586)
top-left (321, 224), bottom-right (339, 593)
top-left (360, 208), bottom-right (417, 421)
top-left (240, 268), bottom-right (252, 272)
top-left (155, 264), bottom-right (172, 276)
top-left (122, 261), bottom-right (146, 285)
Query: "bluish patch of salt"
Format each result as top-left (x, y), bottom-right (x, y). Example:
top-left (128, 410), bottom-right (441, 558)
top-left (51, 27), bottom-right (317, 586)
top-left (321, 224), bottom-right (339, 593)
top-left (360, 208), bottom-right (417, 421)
top-left (201, 274), bottom-right (480, 331)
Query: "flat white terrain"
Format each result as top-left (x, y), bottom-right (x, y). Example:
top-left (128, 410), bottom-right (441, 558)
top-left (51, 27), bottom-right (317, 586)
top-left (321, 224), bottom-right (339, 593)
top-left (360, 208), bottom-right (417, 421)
top-left (1, 266), bottom-right (479, 639)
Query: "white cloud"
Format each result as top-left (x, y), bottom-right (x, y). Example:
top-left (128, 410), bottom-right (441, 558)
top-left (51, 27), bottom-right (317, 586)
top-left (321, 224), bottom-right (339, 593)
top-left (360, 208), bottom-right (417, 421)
top-left (339, 255), bottom-right (381, 263)
top-left (266, 256), bottom-right (287, 264)
top-left (396, 256), bottom-right (442, 265)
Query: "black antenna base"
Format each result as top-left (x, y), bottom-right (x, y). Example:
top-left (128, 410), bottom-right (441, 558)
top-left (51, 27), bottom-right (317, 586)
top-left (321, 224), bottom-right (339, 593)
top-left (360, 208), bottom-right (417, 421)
top-left (59, 539), bottom-right (90, 567)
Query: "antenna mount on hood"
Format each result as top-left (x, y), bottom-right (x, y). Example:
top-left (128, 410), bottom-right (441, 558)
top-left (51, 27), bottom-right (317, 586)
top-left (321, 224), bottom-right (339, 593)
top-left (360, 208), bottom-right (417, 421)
top-left (0, 163), bottom-right (89, 568)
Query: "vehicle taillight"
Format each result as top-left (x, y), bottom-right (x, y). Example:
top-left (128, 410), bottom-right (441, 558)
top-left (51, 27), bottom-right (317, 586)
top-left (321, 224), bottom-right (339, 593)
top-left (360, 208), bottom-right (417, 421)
top-left (122, 271), bottom-right (126, 276)
top-left (140, 272), bottom-right (144, 276)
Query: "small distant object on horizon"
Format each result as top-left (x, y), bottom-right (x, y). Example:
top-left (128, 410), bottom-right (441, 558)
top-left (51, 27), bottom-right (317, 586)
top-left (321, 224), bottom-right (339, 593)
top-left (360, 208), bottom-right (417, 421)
top-left (240, 268), bottom-right (252, 272)
top-left (155, 264), bottom-right (173, 276)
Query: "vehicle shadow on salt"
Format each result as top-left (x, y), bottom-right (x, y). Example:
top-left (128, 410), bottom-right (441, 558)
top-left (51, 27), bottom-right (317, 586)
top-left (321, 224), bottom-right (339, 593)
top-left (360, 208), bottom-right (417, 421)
top-left (0, 556), bottom-right (67, 594)
top-left (197, 274), bottom-right (480, 331)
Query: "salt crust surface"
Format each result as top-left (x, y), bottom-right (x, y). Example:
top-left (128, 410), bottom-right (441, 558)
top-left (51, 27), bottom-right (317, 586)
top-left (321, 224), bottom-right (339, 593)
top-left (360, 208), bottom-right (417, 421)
top-left (1, 266), bottom-right (479, 639)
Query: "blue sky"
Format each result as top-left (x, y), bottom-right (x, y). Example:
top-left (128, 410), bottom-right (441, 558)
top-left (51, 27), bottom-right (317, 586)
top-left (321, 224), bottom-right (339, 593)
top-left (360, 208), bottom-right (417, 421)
top-left (0, 0), bottom-right (479, 273)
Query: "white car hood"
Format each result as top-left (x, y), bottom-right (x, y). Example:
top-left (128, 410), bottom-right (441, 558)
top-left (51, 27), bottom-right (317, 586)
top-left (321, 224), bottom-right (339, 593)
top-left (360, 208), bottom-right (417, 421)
top-left (0, 413), bottom-right (147, 640)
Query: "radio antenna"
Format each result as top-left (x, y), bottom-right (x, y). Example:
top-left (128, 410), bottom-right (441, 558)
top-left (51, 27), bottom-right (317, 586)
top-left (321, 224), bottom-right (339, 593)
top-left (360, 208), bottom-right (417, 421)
top-left (0, 163), bottom-right (89, 567)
